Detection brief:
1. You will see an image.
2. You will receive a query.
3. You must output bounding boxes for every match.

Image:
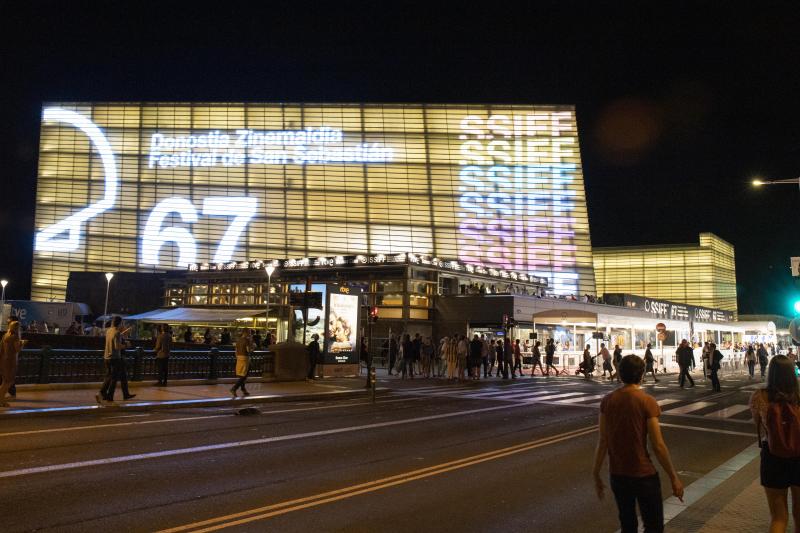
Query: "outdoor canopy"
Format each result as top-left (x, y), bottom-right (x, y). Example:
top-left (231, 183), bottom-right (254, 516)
top-left (123, 307), bottom-right (265, 323)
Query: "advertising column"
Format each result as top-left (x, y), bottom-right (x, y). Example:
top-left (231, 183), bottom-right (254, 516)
top-left (320, 285), bottom-right (361, 377)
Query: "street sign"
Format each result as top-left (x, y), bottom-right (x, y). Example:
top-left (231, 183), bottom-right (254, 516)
top-left (792, 257), bottom-right (800, 277)
top-left (657, 332), bottom-right (667, 341)
top-left (655, 322), bottom-right (667, 333)
top-left (790, 319), bottom-right (800, 344)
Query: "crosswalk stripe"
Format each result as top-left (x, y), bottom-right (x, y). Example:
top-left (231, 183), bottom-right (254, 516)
top-left (512, 392), bottom-right (587, 402)
top-left (664, 401), bottom-right (715, 415)
top-left (480, 390), bottom-right (573, 401)
top-left (556, 394), bottom-right (606, 404)
top-left (467, 389), bottom-right (557, 398)
top-left (657, 399), bottom-right (681, 407)
top-left (703, 405), bottom-right (750, 419)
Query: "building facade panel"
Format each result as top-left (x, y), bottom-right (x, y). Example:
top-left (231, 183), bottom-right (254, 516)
top-left (33, 103), bottom-right (596, 301)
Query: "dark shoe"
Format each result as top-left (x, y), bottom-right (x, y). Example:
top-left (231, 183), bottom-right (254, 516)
top-left (230, 388), bottom-right (237, 398)
top-left (95, 393), bottom-right (105, 405)
top-left (123, 394), bottom-right (137, 400)
top-left (242, 390), bottom-right (251, 397)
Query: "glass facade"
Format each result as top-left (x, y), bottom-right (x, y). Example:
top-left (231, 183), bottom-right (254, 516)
top-left (33, 103), bottom-right (595, 301)
top-left (592, 233), bottom-right (738, 314)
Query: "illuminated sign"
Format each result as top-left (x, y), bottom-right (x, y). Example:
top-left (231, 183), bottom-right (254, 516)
top-left (605, 293), bottom-right (734, 323)
top-left (325, 290), bottom-right (360, 364)
top-left (32, 103), bottom-right (594, 302)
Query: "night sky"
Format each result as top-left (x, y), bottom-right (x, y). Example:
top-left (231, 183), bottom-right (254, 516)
top-left (2, 3), bottom-right (799, 315)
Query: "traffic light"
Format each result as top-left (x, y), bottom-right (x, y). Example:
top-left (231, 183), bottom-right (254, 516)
top-left (369, 306), bottom-right (379, 323)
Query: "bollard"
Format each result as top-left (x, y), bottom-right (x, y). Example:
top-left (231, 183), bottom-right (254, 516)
top-left (38, 346), bottom-right (52, 384)
top-left (132, 347), bottom-right (144, 381)
top-left (208, 347), bottom-right (218, 380)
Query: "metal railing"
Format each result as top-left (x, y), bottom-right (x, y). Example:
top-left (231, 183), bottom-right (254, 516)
top-left (14, 347), bottom-right (274, 384)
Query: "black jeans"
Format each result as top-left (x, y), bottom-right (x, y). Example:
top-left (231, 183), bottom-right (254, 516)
top-left (482, 357), bottom-right (489, 377)
top-left (710, 368), bottom-right (720, 391)
top-left (308, 355), bottom-right (317, 379)
top-left (748, 361), bottom-right (755, 377)
top-left (678, 365), bottom-right (694, 387)
top-left (156, 357), bottom-right (169, 385)
top-left (401, 358), bottom-right (414, 378)
top-left (610, 473), bottom-right (664, 533)
top-left (388, 353), bottom-right (396, 374)
top-left (101, 358), bottom-right (131, 400)
top-left (232, 375), bottom-right (248, 392)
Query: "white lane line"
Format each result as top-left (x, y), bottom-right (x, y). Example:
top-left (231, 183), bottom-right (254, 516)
top-left (479, 390), bottom-right (565, 401)
top-left (703, 405), bottom-right (750, 419)
top-left (0, 403), bottom-right (516, 479)
top-left (656, 398), bottom-right (680, 407)
top-left (519, 392), bottom-right (587, 402)
top-left (556, 394), bottom-right (606, 404)
top-left (663, 401), bottom-right (715, 415)
top-left (0, 397), bottom-right (423, 439)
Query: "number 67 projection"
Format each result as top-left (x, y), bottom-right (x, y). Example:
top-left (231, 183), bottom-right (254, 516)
top-left (141, 196), bottom-right (258, 267)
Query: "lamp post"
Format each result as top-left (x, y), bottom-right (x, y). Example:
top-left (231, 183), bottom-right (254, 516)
top-left (103, 273), bottom-right (114, 332)
top-left (264, 264), bottom-right (276, 341)
top-left (751, 176), bottom-right (800, 192)
top-left (0, 279), bottom-right (7, 323)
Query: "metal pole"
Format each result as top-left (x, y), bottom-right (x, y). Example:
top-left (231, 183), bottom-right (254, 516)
top-left (103, 279), bottom-right (111, 332)
top-left (265, 272), bottom-right (271, 340)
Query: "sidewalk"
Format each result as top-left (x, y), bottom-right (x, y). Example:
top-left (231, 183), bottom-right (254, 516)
top-left (666, 447), bottom-right (786, 533)
top-left (0, 378), bottom-right (381, 418)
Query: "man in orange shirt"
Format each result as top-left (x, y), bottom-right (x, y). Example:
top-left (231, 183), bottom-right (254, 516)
top-left (592, 354), bottom-right (684, 532)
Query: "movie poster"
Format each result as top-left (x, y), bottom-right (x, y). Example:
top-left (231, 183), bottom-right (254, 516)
top-left (325, 291), bottom-right (359, 363)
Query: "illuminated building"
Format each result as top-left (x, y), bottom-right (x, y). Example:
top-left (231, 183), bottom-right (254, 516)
top-left (592, 233), bottom-right (738, 314)
top-left (33, 103), bottom-right (596, 302)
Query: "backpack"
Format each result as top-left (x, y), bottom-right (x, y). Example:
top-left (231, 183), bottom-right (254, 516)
top-left (763, 400), bottom-right (800, 458)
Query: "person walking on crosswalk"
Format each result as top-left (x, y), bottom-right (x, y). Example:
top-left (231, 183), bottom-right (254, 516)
top-left (599, 343), bottom-right (613, 379)
top-left (530, 340), bottom-right (545, 376)
top-left (676, 339), bottom-right (695, 389)
top-left (593, 354), bottom-right (684, 533)
top-left (745, 345), bottom-right (757, 379)
top-left (709, 343), bottom-right (723, 392)
top-left (544, 338), bottom-right (559, 376)
top-left (644, 343), bottom-right (659, 383)
top-left (758, 343), bottom-right (769, 378)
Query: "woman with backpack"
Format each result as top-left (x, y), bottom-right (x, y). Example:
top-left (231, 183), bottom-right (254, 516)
top-left (750, 355), bottom-right (800, 532)
top-left (745, 345), bottom-right (757, 379)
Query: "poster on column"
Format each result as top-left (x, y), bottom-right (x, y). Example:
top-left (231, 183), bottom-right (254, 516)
top-left (324, 288), bottom-right (360, 364)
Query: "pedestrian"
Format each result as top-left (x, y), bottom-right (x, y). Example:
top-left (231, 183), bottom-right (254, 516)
top-left (457, 335), bottom-right (469, 380)
top-left (0, 316), bottom-right (21, 398)
top-left (746, 345), bottom-right (757, 379)
top-left (97, 316), bottom-right (135, 403)
top-left (154, 323), bottom-right (172, 386)
top-left (220, 328), bottom-right (231, 345)
top-left (580, 344), bottom-right (593, 379)
top-left (530, 340), bottom-right (545, 376)
top-left (600, 343), bottom-right (613, 379)
top-left (644, 343), bottom-right (658, 383)
top-left (307, 333), bottom-right (320, 380)
top-left (421, 336), bottom-right (434, 378)
top-left (481, 334), bottom-right (490, 378)
top-left (0, 321), bottom-right (25, 406)
top-left (612, 344), bottom-right (623, 382)
top-left (512, 339), bottom-right (523, 377)
top-left (412, 333), bottom-right (422, 375)
top-left (445, 335), bottom-right (458, 380)
top-left (183, 326), bottom-right (193, 343)
top-left (676, 339), bottom-right (695, 389)
top-left (545, 339), bottom-right (559, 376)
top-left (701, 341), bottom-right (711, 380)
top-left (203, 327), bottom-right (212, 345)
top-left (231, 329), bottom-right (254, 396)
top-left (387, 333), bottom-right (398, 376)
top-left (592, 354), bottom-right (684, 533)
top-left (504, 337), bottom-right (514, 379)
top-left (758, 343), bottom-right (769, 378)
top-left (401, 333), bottom-right (414, 379)
top-left (469, 334), bottom-right (482, 380)
top-left (750, 355), bottom-right (800, 532)
top-left (709, 342), bottom-right (722, 392)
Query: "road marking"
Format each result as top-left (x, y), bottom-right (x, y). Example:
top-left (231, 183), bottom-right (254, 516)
top-left (521, 391), bottom-right (587, 402)
top-left (0, 397), bottom-right (423, 439)
top-left (703, 405), bottom-right (750, 419)
top-left (556, 394), bottom-right (606, 404)
top-left (0, 403), bottom-right (520, 479)
top-left (663, 401), bottom-right (715, 415)
top-left (656, 398), bottom-right (680, 407)
top-left (660, 422), bottom-right (754, 437)
top-left (156, 425), bottom-right (598, 533)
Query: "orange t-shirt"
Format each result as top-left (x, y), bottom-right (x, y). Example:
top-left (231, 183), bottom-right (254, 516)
top-left (600, 387), bottom-right (661, 477)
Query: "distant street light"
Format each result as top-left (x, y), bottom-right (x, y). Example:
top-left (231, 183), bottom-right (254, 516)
top-left (0, 279), bottom-right (7, 322)
top-left (103, 273), bottom-right (114, 332)
top-left (751, 175), bottom-right (800, 190)
top-left (264, 264), bottom-right (276, 340)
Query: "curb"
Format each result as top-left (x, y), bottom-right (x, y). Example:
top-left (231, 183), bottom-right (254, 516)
top-left (0, 388), bottom-right (391, 419)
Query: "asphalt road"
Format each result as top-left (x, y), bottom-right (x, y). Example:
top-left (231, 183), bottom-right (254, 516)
top-left (0, 371), bottom-right (760, 532)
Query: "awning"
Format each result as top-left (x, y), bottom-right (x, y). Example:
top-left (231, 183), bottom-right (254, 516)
top-left (124, 307), bottom-right (265, 324)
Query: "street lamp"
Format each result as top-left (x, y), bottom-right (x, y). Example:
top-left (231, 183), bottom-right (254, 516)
top-left (751, 175), bottom-right (800, 191)
top-left (0, 279), bottom-right (7, 322)
top-left (103, 273), bottom-right (114, 331)
top-left (264, 264), bottom-right (276, 340)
